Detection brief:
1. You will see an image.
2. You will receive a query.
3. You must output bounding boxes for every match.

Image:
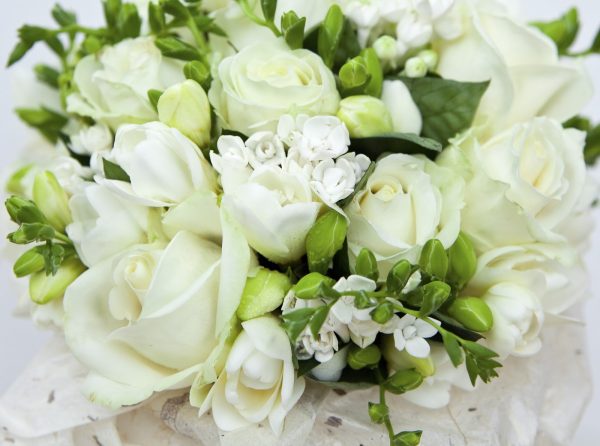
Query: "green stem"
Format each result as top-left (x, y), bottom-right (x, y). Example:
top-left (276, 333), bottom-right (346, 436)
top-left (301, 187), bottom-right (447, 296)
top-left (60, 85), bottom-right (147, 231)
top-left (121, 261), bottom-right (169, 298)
top-left (238, 0), bottom-right (282, 37)
top-left (375, 368), bottom-right (395, 442)
top-left (186, 17), bottom-right (209, 52)
top-left (54, 232), bottom-right (72, 245)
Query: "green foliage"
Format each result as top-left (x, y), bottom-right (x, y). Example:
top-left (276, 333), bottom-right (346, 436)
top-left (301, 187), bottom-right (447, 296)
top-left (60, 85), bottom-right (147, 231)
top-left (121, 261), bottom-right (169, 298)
top-left (15, 107), bottom-right (67, 143)
top-left (419, 239), bottom-right (448, 280)
top-left (349, 133), bottom-right (442, 162)
top-left (318, 5), bottom-right (344, 68)
top-left (184, 60), bottom-right (211, 90)
top-left (400, 77), bottom-right (490, 146)
top-left (531, 8), bottom-right (579, 54)
top-left (281, 11), bottom-right (306, 49)
top-left (564, 116), bottom-right (600, 165)
top-left (355, 248), bottom-right (379, 282)
top-left (348, 344), bottom-right (382, 370)
top-left (102, 159), bottom-right (131, 182)
top-left (306, 210), bottom-right (348, 274)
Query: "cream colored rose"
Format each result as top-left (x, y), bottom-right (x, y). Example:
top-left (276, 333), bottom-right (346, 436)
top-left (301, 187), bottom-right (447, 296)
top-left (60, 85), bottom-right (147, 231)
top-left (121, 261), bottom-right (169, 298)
top-left (434, 0), bottom-right (592, 139)
top-left (63, 227), bottom-right (253, 409)
top-left (67, 37), bottom-right (184, 129)
top-left (209, 40), bottom-right (340, 135)
top-left (198, 316), bottom-right (305, 435)
top-left (346, 154), bottom-right (464, 274)
top-left (439, 118), bottom-right (587, 251)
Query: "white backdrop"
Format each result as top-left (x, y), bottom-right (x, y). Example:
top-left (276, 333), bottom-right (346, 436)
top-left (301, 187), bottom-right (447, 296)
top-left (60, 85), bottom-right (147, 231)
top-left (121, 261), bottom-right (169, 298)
top-left (0, 1), bottom-right (598, 444)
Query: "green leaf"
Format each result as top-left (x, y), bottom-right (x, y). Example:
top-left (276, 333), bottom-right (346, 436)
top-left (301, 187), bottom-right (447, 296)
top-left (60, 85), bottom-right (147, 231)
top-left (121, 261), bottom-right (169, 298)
top-left (7, 40), bottom-right (33, 67)
top-left (392, 431), bottom-right (423, 446)
top-left (584, 124), bottom-right (600, 165)
top-left (103, 0), bottom-right (123, 28)
top-left (8, 223), bottom-right (56, 245)
top-left (318, 5), bottom-right (344, 68)
top-left (461, 340), bottom-right (498, 359)
top-left (183, 61), bottom-right (211, 89)
top-left (261, 0), bottom-right (277, 22)
top-left (441, 331), bottom-right (463, 367)
top-left (51, 4), bottom-right (77, 27)
top-left (292, 272), bottom-right (336, 300)
top-left (306, 210), bottom-right (348, 274)
top-left (117, 3), bottom-right (142, 39)
top-left (282, 307), bottom-right (315, 341)
top-left (15, 107), bottom-right (68, 143)
top-left (34, 64), bottom-right (60, 89)
top-left (419, 281), bottom-right (451, 317)
top-left (155, 36), bottom-right (200, 60)
top-left (309, 305), bottom-right (330, 338)
top-left (350, 133), bottom-right (442, 161)
top-left (419, 239), bottom-right (448, 280)
top-left (160, 0), bottom-right (189, 20)
top-left (37, 242), bottom-right (74, 276)
top-left (148, 2), bottom-right (166, 33)
top-left (337, 162), bottom-right (375, 209)
top-left (18, 25), bottom-right (52, 45)
top-left (361, 48), bottom-right (383, 98)
top-left (148, 89), bottom-right (163, 112)
top-left (399, 76), bottom-right (490, 145)
top-left (102, 159), bottom-right (131, 182)
top-left (281, 11), bottom-right (306, 50)
top-left (355, 248), bottom-right (379, 281)
top-left (591, 28), bottom-right (600, 53)
top-left (531, 8), bottom-right (579, 54)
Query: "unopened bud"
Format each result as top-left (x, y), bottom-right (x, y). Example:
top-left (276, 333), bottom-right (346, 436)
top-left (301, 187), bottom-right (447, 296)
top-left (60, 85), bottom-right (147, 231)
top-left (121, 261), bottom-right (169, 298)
top-left (237, 268), bottom-right (292, 321)
top-left (419, 239), bottom-right (448, 280)
top-left (348, 344), bottom-right (381, 370)
top-left (355, 248), bottom-right (379, 282)
top-left (32, 171), bottom-right (71, 232)
top-left (417, 49), bottom-right (439, 71)
top-left (368, 402), bottom-right (389, 424)
top-left (339, 56), bottom-right (370, 92)
top-left (385, 368), bottom-right (423, 394)
top-left (373, 35), bottom-right (398, 62)
top-left (404, 57), bottom-right (428, 78)
top-left (13, 248), bottom-right (45, 278)
top-left (29, 257), bottom-right (85, 305)
top-left (337, 96), bottom-right (393, 138)
top-left (447, 297), bottom-right (494, 332)
top-left (447, 232), bottom-right (477, 289)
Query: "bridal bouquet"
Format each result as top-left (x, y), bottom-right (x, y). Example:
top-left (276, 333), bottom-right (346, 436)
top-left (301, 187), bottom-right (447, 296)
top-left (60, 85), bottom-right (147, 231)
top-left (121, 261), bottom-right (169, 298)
top-left (2, 0), bottom-right (599, 444)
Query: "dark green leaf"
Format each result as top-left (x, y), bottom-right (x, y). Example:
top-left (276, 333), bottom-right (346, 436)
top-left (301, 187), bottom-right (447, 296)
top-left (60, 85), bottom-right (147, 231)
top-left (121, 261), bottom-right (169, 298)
top-left (18, 25), bottom-right (52, 44)
top-left (306, 210), bottom-right (348, 274)
top-left (318, 5), bottom-right (344, 68)
top-left (15, 107), bottom-right (68, 143)
top-left (281, 11), bottom-right (306, 50)
top-left (148, 89), bottom-right (163, 112)
top-left (399, 76), bottom-right (490, 145)
top-left (103, 0), bottom-right (123, 28)
top-left (103, 159), bottom-right (131, 182)
top-left (461, 340), bottom-right (498, 359)
top-left (160, 0), bottom-right (189, 20)
top-left (531, 8), bottom-right (579, 54)
top-left (309, 305), bottom-right (330, 339)
top-left (591, 27), bottom-right (600, 53)
top-left (441, 331), bottom-right (463, 367)
top-left (361, 48), bottom-right (383, 98)
top-left (350, 132), bottom-right (442, 161)
top-left (34, 64), bottom-right (60, 89)
top-left (282, 307), bottom-right (315, 341)
top-left (148, 2), bottom-right (166, 33)
top-left (117, 4), bottom-right (142, 39)
top-left (584, 124), bottom-right (600, 165)
top-left (261, 0), bottom-right (277, 22)
top-left (7, 40), bottom-right (33, 67)
top-left (337, 161), bottom-right (375, 209)
top-left (51, 4), bottom-right (77, 27)
top-left (155, 36), bottom-right (200, 60)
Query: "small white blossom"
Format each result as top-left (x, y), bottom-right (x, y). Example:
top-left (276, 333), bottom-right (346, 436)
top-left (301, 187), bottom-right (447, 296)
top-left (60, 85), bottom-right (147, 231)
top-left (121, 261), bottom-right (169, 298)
top-left (210, 135), bottom-right (249, 174)
top-left (339, 153), bottom-right (372, 181)
top-left (291, 116), bottom-right (350, 164)
top-left (311, 158), bottom-right (357, 205)
top-left (71, 123), bottom-right (113, 156)
top-left (383, 314), bottom-right (439, 358)
top-left (245, 131), bottom-right (286, 169)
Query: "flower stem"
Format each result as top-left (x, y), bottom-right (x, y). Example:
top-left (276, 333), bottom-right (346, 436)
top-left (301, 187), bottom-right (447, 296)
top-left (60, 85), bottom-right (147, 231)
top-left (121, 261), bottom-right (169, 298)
top-left (375, 368), bottom-right (395, 442)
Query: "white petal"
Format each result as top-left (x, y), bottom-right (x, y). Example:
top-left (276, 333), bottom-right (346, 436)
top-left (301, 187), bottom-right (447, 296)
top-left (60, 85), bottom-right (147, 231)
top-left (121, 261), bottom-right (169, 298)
top-left (405, 337), bottom-right (431, 358)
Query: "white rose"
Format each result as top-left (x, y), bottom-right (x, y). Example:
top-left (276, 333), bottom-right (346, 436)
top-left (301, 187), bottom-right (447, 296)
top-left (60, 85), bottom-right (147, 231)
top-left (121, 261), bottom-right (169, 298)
top-left (209, 40), bottom-right (340, 135)
top-left (101, 122), bottom-right (218, 207)
top-left (439, 118), bottom-right (587, 251)
top-left (67, 183), bottom-right (152, 267)
top-left (64, 227), bottom-right (252, 409)
top-left (70, 123), bottom-right (113, 156)
top-left (67, 37), bottom-right (184, 129)
top-left (221, 166), bottom-right (321, 264)
top-left (434, 0), bottom-right (593, 139)
top-left (381, 80), bottom-right (423, 135)
top-left (199, 316), bottom-right (305, 435)
top-left (346, 154), bottom-right (464, 274)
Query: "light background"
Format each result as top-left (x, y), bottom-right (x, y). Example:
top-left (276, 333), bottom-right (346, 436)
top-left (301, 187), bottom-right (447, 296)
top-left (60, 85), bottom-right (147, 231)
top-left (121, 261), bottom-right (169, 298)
top-left (0, 0), bottom-right (598, 443)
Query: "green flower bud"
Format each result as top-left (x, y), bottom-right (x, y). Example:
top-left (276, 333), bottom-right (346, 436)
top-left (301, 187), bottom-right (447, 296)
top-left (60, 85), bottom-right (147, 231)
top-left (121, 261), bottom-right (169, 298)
top-left (447, 297), bottom-right (494, 332)
top-left (386, 260), bottom-right (413, 295)
top-left (384, 368), bottom-right (423, 394)
top-left (339, 56), bottom-right (370, 93)
top-left (392, 431), bottom-right (423, 446)
top-left (183, 61), bottom-right (211, 90)
top-left (368, 402), bottom-right (389, 424)
top-left (158, 79), bottom-right (212, 148)
top-left (32, 171), bottom-right (71, 232)
top-left (419, 239), bottom-right (448, 279)
top-left (337, 96), bottom-right (393, 138)
top-left (348, 344), bottom-right (382, 370)
top-left (29, 257), bottom-right (85, 305)
top-left (292, 272), bottom-right (335, 300)
top-left (5, 196), bottom-right (47, 225)
top-left (417, 49), bottom-right (439, 71)
top-left (355, 248), bottom-right (379, 281)
top-left (13, 248), bottom-right (45, 278)
top-left (6, 164), bottom-right (34, 196)
top-left (404, 57), bottom-right (427, 78)
top-left (237, 268), bottom-right (292, 321)
top-left (447, 232), bottom-right (477, 289)
top-left (419, 281), bottom-right (451, 316)
top-left (371, 302), bottom-right (394, 324)
top-left (382, 335), bottom-right (435, 377)
top-left (373, 35), bottom-right (398, 61)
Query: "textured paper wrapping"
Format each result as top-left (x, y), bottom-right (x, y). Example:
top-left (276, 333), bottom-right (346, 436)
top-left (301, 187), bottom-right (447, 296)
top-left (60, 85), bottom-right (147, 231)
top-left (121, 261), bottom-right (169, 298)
top-left (0, 315), bottom-right (591, 446)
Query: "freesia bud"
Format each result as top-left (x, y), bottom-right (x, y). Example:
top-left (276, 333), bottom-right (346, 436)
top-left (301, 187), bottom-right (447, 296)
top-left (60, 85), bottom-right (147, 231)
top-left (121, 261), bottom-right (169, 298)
top-left (368, 402), bottom-right (389, 424)
top-left (29, 257), bottom-right (86, 305)
top-left (237, 268), bottom-right (292, 321)
top-left (292, 272), bottom-right (335, 300)
top-left (371, 302), bottom-right (394, 324)
top-left (404, 57), bottom-right (428, 78)
top-left (337, 96), bottom-right (393, 138)
top-left (419, 239), bottom-right (448, 279)
top-left (348, 344), bottom-right (381, 370)
top-left (386, 260), bottom-right (413, 295)
top-left (355, 248), bottom-right (379, 281)
top-left (5, 196), bottom-right (46, 225)
top-left (158, 79), bottom-right (212, 148)
top-left (13, 248), bottom-right (45, 278)
top-left (382, 335), bottom-right (435, 377)
top-left (339, 57), bottom-right (370, 93)
top-left (447, 297), bottom-right (494, 332)
top-left (373, 36), bottom-right (398, 62)
top-left (447, 232), bottom-right (477, 289)
top-left (417, 49), bottom-right (439, 71)
top-left (32, 171), bottom-right (71, 232)
top-left (384, 368), bottom-right (423, 394)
